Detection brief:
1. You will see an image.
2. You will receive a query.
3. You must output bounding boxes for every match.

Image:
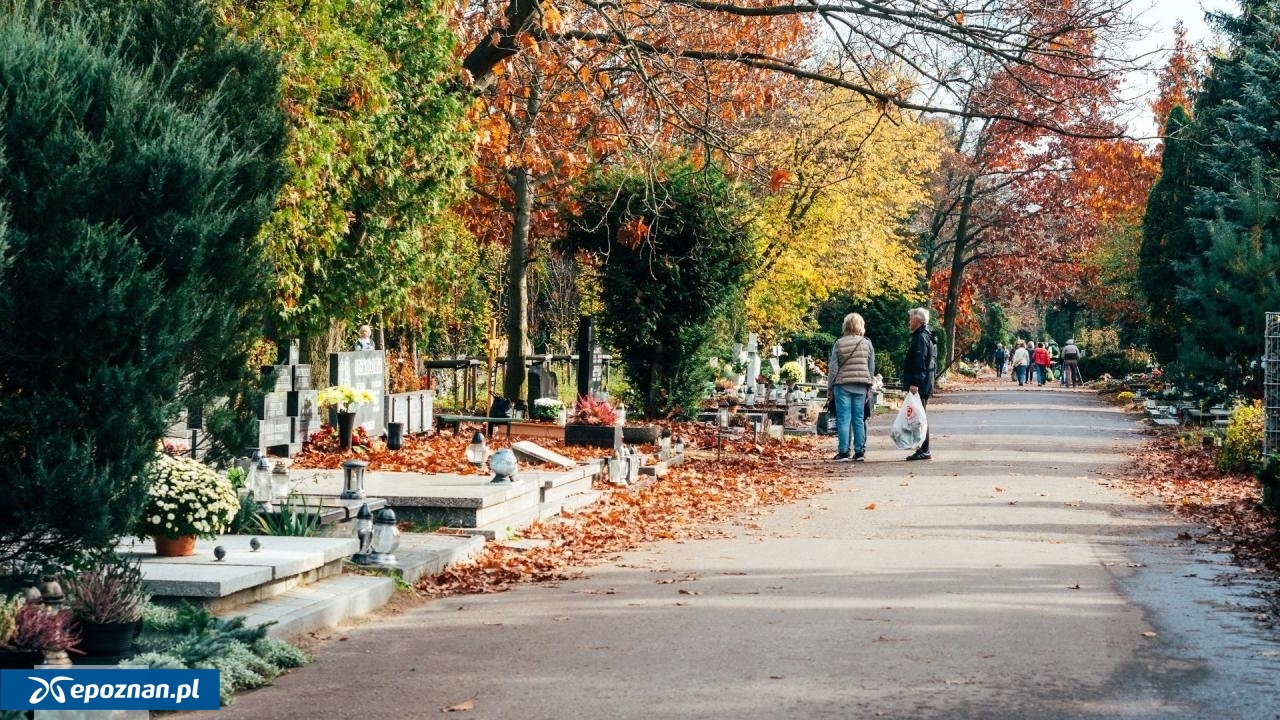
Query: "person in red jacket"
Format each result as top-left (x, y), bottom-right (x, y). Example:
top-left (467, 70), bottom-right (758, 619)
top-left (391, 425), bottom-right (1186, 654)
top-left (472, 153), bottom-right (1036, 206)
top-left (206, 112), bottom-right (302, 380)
top-left (1032, 342), bottom-right (1051, 386)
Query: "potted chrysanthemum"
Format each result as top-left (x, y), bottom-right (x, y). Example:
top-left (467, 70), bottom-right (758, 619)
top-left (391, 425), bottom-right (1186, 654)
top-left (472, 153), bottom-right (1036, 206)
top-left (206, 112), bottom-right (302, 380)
top-left (135, 453), bottom-right (240, 557)
top-left (317, 385), bottom-right (375, 451)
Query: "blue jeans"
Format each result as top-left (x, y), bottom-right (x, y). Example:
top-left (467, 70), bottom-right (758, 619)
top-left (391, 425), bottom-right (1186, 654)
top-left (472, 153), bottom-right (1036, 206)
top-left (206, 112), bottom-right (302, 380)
top-left (834, 385), bottom-right (867, 455)
top-left (1016, 365), bottom-right (1027, 385)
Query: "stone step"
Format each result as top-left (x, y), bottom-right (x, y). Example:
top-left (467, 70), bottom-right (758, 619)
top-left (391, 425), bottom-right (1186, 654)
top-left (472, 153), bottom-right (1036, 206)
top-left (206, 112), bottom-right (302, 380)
top-left (124, 535), bottom-right (358, 614)
top-left (378, 532), bottom-right (487, 586)
top-left (221, 574), bottom-right (395, 640)
top-left (291, 461), bottom-right (603, 538)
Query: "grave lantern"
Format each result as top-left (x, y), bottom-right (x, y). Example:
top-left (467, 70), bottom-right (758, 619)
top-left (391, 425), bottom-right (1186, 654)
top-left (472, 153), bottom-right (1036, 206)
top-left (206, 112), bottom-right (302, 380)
top-left (270, 461), bottom-right (291, 502)
top-left (253, 456), bottom-right (272, 505)
top-left (368, 508), bottom-right (400, 566)
top-left (341, 459), bottom-right (367, 500)
top-left (716, 405), bottom-right (729, 429)
top-left (351, 503), bottom-right (375, 565)
top-left (489, 448), bottom-right (519, 484)
top-left (465, 431), bottom-right (488, 467)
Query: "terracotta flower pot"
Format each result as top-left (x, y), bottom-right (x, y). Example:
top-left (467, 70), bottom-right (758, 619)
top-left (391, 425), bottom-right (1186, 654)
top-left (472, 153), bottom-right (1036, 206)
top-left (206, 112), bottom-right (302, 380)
top-left (153, 534), bottom-right (197, 557)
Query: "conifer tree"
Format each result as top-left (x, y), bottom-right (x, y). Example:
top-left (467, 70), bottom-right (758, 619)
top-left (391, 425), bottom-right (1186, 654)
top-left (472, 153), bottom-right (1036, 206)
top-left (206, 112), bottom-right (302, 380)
top-left (0, 3), bottom-right (284, 566)
top-left (1177, 1), bottom-right (1280, 381)
top-left (1138, 105), bottom-right (1198, 363)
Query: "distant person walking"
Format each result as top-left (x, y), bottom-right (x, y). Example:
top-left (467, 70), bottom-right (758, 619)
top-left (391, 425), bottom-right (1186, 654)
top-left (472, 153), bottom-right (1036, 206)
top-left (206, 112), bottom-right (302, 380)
top-left (901, 307), bottom-right (937, 461)
top-left (355, 324), bottom-right (376, 351)
top-left (1061, 339), bottom-right (1083, 387)
top-left (1032, 342), bottom-right (1051, 386)
top-left (993, 344), bottom-right (1007, 380)
top-left (1012, 340), bottom-right (1030, 386)
top-left (827, 313), bottom-right (876, 462)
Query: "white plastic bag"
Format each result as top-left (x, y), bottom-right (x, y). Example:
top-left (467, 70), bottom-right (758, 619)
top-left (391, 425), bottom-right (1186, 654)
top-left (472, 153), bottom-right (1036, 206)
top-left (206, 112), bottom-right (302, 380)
top-left (890, 392), bottom-right (928, 450)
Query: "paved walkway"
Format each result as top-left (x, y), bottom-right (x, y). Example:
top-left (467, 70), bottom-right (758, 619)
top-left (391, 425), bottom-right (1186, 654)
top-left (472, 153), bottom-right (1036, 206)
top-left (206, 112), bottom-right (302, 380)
top-left (189, 385), bottom-right (1280, 720)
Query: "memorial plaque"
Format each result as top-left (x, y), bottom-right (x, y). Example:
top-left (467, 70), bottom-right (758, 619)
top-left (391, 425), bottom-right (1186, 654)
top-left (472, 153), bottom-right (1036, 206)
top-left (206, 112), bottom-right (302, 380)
top-left (295, 391), bottom-right (322, 440)
top-left (258, 391), bottom-right (289, 421)
top-left (259, 417), bottom-right (293, 447)
top-left (292, 364), bottom-right (312, 391)
top-left (263, 365), bottom-right (292, 393)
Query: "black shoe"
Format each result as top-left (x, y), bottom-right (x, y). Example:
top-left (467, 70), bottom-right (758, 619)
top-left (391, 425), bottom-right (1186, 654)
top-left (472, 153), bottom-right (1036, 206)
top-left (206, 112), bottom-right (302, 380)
top-left (906, 450), bottom-right (932, 461)
top-left (833, 452), bottom-right (852, 462)
top-left (852, 451), bottom-right (865, 462)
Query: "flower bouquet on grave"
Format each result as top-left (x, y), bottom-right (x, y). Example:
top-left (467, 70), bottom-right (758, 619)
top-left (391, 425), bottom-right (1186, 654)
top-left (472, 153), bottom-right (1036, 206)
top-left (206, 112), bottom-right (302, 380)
top-left (531, 397), bottom-right (565, 422)
top-left (316, 385), bottom-right (374, 413)
top-left (135, 453), bottom-right (239, 546)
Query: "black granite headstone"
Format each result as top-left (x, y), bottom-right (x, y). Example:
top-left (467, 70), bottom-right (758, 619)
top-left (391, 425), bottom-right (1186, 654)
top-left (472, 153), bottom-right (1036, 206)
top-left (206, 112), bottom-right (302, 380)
top-left (576, 317), bottom-right (594, 399)
top-left (527, 364), bottom-right (558, 404)
top-left (329, 350), bottom-right (385, 432)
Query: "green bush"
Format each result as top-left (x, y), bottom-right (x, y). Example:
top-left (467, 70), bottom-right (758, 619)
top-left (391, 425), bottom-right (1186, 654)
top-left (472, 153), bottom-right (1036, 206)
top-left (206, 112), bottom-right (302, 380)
top-left (0, 1), bottom-right (283, 567)
top-left (128, 602), bottom-right (310, 706)
top-left (561, 158), bottom-right (753, 419)
top-left (1078, 352), bottom-right (1148, 380)
top-left (1218, 401), bottom-right (1264, 474)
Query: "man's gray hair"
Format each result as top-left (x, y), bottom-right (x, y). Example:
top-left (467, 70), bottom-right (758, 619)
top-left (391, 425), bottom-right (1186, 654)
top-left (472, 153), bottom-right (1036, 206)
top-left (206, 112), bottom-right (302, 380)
top-left (909, 307), bottom-right (930, 325)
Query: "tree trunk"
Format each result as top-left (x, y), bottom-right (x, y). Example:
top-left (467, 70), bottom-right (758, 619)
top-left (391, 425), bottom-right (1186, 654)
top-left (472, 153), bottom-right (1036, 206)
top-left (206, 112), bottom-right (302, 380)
top-left (942, 174), bottom-right (978, 371)
top-left (503, 167), bottom-right (532, 406)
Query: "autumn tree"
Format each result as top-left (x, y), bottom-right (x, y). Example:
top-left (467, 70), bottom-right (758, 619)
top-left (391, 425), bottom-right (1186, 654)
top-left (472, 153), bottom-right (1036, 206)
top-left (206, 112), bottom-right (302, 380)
top-left (560, 158), bottom-right (755, 418)
top-left (918, 4), bottom-right (1154, 364)
top-left (213, 0), bottom-right (471, 342)
top-left (739, 83), bottom-right (942, 345)
top-left (458, 0), bottom-right (810, 406)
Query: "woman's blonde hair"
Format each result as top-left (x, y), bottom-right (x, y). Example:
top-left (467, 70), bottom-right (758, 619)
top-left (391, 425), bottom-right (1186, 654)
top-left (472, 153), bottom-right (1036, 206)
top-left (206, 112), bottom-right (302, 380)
top-left (842, 312), bottom-right (866, 336)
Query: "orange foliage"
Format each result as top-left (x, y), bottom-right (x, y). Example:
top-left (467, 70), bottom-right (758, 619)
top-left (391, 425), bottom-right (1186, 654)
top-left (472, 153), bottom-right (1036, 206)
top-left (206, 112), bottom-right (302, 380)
top-left (455, 1), bottom-right (814, 247)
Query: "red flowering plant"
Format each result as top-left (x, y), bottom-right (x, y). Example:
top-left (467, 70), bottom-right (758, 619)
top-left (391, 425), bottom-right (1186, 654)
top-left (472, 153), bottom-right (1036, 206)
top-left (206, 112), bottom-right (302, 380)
top-left (570, 395), bottom-right (617, 425)
top-left (307, 423), bottom-right (383, 454)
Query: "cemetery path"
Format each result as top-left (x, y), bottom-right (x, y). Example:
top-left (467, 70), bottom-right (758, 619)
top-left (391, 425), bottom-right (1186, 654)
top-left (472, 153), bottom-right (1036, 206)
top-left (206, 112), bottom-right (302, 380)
top-left (187, 385), bottom-right (1280, 720)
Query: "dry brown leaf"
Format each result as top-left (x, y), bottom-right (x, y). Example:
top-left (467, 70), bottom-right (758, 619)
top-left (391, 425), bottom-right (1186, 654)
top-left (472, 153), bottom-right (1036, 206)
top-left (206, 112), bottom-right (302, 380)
top-left (442, 697), bottom-right (476, 712)
top-left (865, 503), bottom-right (877, 511)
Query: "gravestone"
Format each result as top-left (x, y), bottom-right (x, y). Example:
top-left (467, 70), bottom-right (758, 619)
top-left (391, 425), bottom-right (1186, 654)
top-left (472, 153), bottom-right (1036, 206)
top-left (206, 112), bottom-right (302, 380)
top-left (258, 339), bottom-right (312, 456)
top-left (329, 350), bottom-right (385, 433)
top-left (527, 364), bottom-right (558, 405)
top-left (576, 316), bottom-right (594, 399)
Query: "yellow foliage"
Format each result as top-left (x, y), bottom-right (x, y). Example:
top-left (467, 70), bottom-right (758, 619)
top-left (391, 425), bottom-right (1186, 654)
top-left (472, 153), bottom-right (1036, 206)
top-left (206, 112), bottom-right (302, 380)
top-left (1218, 401), bottom-right (1264, 474)
top-left (741, 83), bottom-right (943, 341)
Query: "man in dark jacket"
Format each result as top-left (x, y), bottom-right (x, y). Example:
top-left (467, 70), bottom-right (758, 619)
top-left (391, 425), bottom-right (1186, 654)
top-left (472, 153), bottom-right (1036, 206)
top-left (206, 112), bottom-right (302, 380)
top-left (902, 307), bottom-right (937, 461)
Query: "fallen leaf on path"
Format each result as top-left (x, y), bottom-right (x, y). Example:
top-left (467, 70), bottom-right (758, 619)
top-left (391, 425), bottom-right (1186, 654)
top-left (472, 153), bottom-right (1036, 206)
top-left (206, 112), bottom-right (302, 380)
top-left (443, 697), bottom-right (476, 712)
top-left (865, 503), bottom-right (877, 510)
top-left (677, 589), bottom-right (702, 595)
top-left (1142, 631), bottom-right (1158, 638)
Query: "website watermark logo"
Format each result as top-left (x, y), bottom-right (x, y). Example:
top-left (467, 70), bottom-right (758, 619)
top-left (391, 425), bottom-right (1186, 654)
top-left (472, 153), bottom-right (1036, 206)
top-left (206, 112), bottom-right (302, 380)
top-left (0, 669), bottom-right (220, 711)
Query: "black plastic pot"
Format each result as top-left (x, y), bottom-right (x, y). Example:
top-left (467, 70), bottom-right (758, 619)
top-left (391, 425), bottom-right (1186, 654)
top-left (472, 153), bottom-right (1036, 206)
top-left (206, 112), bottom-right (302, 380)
top-left (386, 422), bottom-right (405, 450)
